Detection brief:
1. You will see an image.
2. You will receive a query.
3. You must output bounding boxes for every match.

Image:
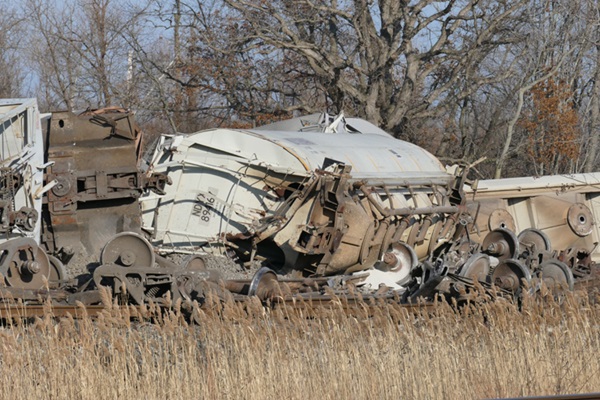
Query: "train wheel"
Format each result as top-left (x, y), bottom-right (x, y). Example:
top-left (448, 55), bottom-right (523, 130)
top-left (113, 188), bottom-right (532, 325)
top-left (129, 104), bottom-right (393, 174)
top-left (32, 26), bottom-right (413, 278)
top-left (518, 228), bottom-right (551, 254)
top-left (459, 253), bottom-right (491, 283)
top-left (47, 254), bottom-right (67, 285)
top-left (0, 238), bottom-right (52, 289)
top-left (483, 228), bottom-right (519, 261)
top-left (101, 232), bottom-right (155, 268)
top-left (491, 259), bottom-right (531, 292)
top-left (539, 259), bottom-right (574, 292)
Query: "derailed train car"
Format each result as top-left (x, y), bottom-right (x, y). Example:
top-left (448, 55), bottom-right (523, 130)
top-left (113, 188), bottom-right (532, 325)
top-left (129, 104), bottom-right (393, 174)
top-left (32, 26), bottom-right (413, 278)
top-left (138, 113), bottom-right (587, 300)
top-left (0, 100), bottom-right (596, 308)
top-left (140, 113), bottom-right (463, 282)
top-left (466, 174), bottom-right (600, 292)
top-left (40, 106), bottom-right (169, 273)
top-left (0, 100), bottom-right (169, 291)
top-left (0, 99), bottom-right (45, 242)
top-left (0, 99), bottom-right (67, 289)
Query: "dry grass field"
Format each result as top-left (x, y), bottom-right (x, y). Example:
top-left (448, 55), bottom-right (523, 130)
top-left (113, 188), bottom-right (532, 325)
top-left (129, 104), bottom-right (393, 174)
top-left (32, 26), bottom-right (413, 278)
top-left (0, 291), bottom-right (599, 400)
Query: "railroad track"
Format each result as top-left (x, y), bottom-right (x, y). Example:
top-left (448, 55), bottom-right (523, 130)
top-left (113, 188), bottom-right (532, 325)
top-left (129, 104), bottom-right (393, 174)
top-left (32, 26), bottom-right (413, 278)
top-left (0, 294), bottom-right (436, 320)
top-left (0, 304), bottom-right (109, 319)
top-left (495, 393), bottom-right (600, 400)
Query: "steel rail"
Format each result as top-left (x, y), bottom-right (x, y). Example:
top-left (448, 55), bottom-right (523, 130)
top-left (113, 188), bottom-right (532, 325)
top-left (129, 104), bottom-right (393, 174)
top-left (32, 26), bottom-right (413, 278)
top-left (0, 304), bottom-right (108, 319)
top-left (490, 393), bottom-right (600, 400)
top-left (0, 297), bottom-right (435, 320)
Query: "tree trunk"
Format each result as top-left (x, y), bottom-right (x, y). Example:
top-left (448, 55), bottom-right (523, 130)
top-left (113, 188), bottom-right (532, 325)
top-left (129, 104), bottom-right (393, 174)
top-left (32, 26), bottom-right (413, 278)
top-left (584, 44), bottom-right (600, 173)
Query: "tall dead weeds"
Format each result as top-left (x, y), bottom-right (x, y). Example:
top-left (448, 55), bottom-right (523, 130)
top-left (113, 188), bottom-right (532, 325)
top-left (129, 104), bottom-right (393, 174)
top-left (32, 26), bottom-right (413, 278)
top-left (0, 293), bottom-right (597, 399)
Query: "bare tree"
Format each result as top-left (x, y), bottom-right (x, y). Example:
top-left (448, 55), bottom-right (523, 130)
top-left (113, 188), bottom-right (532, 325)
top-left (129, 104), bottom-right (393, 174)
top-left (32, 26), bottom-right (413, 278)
top-left (13, 0), bottom-right (600, 178)
top-left (158, 0), bottom-right (529, 138)
top-left (25, 0), bottom-right (83, 110)
top-left (120, 0), bottom-right (217, 133)
top-left (68, 0), bottom-right (123, 106)
top-left (575, 0), bottom-right (600, 173)
top-left (493, 0), bottom-right (585, 178)
top-left (24, 0), bottom-right (147, 111)
top-left (0, 6), bottom-right (25, 97)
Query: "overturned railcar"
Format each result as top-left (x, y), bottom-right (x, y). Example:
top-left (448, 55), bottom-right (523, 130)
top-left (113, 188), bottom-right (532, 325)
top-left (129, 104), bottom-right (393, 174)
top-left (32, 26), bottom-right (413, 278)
top-left (466, 174), bottom-right (600, 286)
top-left (141, 113), bottom-right (465, 279)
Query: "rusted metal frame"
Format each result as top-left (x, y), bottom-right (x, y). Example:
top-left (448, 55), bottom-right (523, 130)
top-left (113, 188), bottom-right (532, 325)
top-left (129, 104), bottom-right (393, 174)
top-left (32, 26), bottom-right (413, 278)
top-left (0, 287), bottom-right (68, 302)
top-left (0, 200), bottom-right (38, 235)
top-left (291, 168), bottom-right (355, 259)
top-left (330, 164), bottom-right (356, 246)
top-left (354, 186), bottom-right (392, 248)
top-left (41, 108), bottom-right (148, 260)
top-left (94, 264), bottom-right (181, 306)
top-left (407, 185), bottom-right (419, 208)
top-left (74, 167), bottom-right (143, 202)
top-left (440, 214), bottom-right (458, 239)
top-left (346, 175), bottom-right (454, 187)
top-left (358, 185), bottom-right (459, 217)
top-left (391, 218), bottom-right (411, 243)
top-left (253, 174), bottom-right (321, 241)
top-left (382, 185), bottom-right (395, 210)
top-left (93, 257), bottom-right (229, 306)
top-left (88, 113), bottom-right (137, 140)
top-left (360, 181), bottom-right (445, 244)
top-left (430, 183), bottom-right (447, 207)
top-left (144, 172), bottom-right (171, 195)
top-left (414, 215), bottom-right (434, 243)
top-left (448, 164), bottom-right (470, 206)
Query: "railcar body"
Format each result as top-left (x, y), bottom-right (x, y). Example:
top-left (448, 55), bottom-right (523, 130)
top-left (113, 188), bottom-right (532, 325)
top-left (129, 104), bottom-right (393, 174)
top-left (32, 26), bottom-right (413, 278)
top-left (0, 99), bottom-right (45, 242)
top-left (141, 113), bottom-right (463, 278)
top-left (465, 174), bottom-right (600, 282)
